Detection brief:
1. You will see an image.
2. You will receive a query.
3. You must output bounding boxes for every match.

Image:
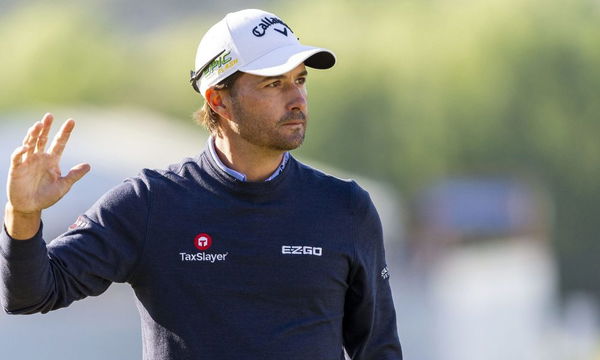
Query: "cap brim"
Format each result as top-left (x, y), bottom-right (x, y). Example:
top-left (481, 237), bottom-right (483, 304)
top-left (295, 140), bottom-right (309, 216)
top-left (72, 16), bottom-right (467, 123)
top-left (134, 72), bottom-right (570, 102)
top-left (239, 44), bottom-right (336, 76)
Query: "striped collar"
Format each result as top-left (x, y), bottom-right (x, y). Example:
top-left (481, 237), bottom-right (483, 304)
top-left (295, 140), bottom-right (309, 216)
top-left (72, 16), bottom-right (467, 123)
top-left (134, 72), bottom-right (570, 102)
top-left (207, 135), bottom-right (290, 182)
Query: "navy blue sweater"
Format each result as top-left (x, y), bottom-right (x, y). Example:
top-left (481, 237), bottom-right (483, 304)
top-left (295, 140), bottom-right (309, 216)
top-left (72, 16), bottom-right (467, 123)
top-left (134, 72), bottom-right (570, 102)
top-left (0, 149), bottom-right (402, 359)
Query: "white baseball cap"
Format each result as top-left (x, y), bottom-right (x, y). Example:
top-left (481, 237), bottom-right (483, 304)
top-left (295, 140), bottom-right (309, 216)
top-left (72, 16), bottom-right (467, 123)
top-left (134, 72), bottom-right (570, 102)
top-left (190, 9), bottom-right (336, 97)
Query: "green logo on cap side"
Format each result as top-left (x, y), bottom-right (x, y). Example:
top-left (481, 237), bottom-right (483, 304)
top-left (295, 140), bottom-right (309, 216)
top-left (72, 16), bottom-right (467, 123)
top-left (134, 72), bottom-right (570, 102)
top-left (203, 51), bottom-right (238, 78)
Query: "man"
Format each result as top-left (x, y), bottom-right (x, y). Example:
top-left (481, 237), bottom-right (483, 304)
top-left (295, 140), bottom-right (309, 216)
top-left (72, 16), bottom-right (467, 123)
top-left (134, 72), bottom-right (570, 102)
top-left (1, 9), bottom-right (402, 360)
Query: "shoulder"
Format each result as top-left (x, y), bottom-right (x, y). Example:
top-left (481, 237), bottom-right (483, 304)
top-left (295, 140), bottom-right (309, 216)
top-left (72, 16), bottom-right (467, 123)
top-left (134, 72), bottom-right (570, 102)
top-left (95, 156), bottom-right (200, 204)
top-left (294, 158), bottom-right (353, 188)
top-left (132, 155), bottom-right (204, 189)
top-left (292, 158), bottom-right (372, 211)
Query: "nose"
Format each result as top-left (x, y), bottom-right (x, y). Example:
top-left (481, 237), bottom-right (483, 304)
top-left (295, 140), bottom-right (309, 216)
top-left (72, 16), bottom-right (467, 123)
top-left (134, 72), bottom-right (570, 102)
top-left (286, 84), bottom-right (307, 113)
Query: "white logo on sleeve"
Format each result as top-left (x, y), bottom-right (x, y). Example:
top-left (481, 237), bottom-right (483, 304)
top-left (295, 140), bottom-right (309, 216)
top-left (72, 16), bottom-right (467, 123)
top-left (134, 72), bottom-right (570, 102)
top-left (281, 245), bottom-right (323, 256)
top-left (68, 215), bottom-right (88, 230)
top-left (380, 266), bottom-right (390, 280)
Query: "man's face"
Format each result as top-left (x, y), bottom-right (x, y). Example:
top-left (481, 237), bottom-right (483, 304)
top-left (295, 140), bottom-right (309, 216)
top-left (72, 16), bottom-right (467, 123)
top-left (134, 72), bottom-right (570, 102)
top-left (223, 64), bottom-right (308, 151)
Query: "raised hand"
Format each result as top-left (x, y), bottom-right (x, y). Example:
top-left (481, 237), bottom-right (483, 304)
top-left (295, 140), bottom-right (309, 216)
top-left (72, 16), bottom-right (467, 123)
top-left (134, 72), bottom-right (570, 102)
top-left (5, 113), bottom-right (90, 239)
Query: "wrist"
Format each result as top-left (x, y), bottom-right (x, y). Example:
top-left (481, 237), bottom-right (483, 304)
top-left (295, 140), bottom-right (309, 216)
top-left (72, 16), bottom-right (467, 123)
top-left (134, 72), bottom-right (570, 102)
top-left (5, 202), bottom-right (41, 217)
top-left (4, 202), bottom-right (42, 240)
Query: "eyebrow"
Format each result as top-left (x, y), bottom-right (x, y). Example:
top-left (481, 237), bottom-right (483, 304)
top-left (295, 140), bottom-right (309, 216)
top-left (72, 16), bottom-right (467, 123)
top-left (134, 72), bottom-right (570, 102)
top-left (259, 69), bottom-right (308, 82)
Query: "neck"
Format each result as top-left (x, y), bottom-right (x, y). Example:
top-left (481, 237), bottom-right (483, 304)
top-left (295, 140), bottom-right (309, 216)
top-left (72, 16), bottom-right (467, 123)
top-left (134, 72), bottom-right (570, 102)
top-left (213, 135), bottom-right (285, 182)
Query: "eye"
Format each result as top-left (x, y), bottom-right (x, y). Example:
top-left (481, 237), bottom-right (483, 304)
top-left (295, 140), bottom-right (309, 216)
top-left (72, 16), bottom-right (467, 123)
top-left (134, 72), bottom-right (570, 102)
top-left (266, 80), bottom-right (281, 88)
top-left (296, 77), bottom-right (306, 85)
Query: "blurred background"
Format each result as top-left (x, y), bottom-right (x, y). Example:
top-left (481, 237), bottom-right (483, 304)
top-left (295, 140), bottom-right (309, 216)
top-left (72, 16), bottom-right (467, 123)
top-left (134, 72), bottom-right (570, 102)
top-left (1, 0), bottom-right (599, 359)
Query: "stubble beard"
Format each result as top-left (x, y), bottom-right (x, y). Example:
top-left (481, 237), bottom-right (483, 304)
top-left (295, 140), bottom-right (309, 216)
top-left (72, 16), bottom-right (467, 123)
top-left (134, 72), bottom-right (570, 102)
top-left (231, 100), bottom-right (307, 151)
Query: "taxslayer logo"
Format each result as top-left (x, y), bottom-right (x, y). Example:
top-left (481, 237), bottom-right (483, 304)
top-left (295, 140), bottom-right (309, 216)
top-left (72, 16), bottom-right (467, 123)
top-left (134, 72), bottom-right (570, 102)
top-left (180, 233), bottom-right (229, 263)
top-left (194, 233), bottom-right (212, 251)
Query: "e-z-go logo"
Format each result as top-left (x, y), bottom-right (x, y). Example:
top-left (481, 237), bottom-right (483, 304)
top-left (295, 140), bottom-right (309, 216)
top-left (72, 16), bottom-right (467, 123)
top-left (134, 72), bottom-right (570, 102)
top-left (281, 245), bottom-right (323, 256)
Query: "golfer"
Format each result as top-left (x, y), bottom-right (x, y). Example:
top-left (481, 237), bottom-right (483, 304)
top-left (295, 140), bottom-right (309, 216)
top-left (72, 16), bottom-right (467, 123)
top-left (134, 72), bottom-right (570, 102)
top-left (1, 9), bottom-right (402, 359)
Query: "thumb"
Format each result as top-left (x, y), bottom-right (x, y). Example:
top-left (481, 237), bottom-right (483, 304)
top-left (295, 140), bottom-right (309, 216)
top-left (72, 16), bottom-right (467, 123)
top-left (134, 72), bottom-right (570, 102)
top-left (62, 163), bottom-right (91, 187)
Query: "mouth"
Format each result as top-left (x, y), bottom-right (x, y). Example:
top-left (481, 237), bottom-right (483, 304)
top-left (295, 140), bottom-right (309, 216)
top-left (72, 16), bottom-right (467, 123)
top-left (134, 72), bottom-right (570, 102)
top-left (279, 111), bottom-right (306, 127)
top-left (281, 121), bottom-right (305, 126)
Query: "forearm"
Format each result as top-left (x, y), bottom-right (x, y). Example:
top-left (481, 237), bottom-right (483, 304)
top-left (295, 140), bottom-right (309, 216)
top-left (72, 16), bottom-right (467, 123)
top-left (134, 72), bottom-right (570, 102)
top-left (1, 114), bottom-right (94, 314)
top-left (4, 202), bottom-right (41, 240)
top-left (345, 185), bottom-right (403, 359)
top-left (0, 221), bottom-right (52, 314)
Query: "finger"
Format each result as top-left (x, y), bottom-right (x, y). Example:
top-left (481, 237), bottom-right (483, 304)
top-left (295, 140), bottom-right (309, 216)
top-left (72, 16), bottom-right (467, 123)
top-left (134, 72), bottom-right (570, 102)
top-left (36, 113), bottom-right (54, 153)
top-left (21, 121), bottom-right (40, 146)
top-left (21, 120), bottom-right (37, 145)
top-left (61, 163), bottom-right (91, 187)
top-left (10, 145), bottom-right (30, 168)
top-left (48, 119), bottom-right (76, 157)
top-left (21, 126), bottom-right (30, 146)
top-left (24, 122), bottom-right (43, 159)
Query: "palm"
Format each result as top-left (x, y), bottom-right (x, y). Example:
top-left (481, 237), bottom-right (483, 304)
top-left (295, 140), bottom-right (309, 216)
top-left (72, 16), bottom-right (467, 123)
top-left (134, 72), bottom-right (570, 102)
top-left (10, 151), bottom-right (67, 212)
top-left (7, 114), bottom-right (90, 214)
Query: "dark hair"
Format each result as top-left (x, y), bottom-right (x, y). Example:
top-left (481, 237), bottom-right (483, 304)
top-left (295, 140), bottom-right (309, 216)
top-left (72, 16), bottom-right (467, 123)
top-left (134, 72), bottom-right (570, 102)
top-left (193, 71), bottom-right (243, 135)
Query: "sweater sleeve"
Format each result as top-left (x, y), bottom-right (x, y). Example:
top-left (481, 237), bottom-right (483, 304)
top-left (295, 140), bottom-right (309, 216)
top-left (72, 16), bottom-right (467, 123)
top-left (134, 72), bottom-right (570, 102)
top-left (0, 177), bottom-right (150, 315)
top-left (343, 183), bottom-right (403, 360)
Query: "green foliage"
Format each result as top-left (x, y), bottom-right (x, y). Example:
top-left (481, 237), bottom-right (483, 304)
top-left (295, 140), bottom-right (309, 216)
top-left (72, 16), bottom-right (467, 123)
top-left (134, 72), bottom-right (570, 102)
top-left (2, 0), bottom-right (600, 296)
top-left (0, 4), bottom-right (130, 107)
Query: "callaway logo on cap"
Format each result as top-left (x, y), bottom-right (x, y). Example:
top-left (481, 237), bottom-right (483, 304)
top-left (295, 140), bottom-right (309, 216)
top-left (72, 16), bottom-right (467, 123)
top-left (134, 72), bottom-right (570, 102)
top-left (190, 9), bottom-right (336, 97)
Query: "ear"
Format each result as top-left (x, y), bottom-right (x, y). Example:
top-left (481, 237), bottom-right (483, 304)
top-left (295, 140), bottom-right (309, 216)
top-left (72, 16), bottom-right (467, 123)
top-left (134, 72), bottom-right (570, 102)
top-left (205, 88), bottom-right (231, 121)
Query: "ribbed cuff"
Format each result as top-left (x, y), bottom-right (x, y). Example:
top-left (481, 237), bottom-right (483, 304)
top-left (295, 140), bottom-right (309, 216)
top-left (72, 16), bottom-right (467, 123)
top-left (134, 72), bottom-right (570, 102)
top-left (0, 222), bottom-right (45, 261)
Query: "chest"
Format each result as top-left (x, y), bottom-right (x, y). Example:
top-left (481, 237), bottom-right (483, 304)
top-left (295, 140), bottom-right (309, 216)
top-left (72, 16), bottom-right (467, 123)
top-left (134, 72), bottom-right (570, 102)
top-left (133, 197), bottom-right (355, 304)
